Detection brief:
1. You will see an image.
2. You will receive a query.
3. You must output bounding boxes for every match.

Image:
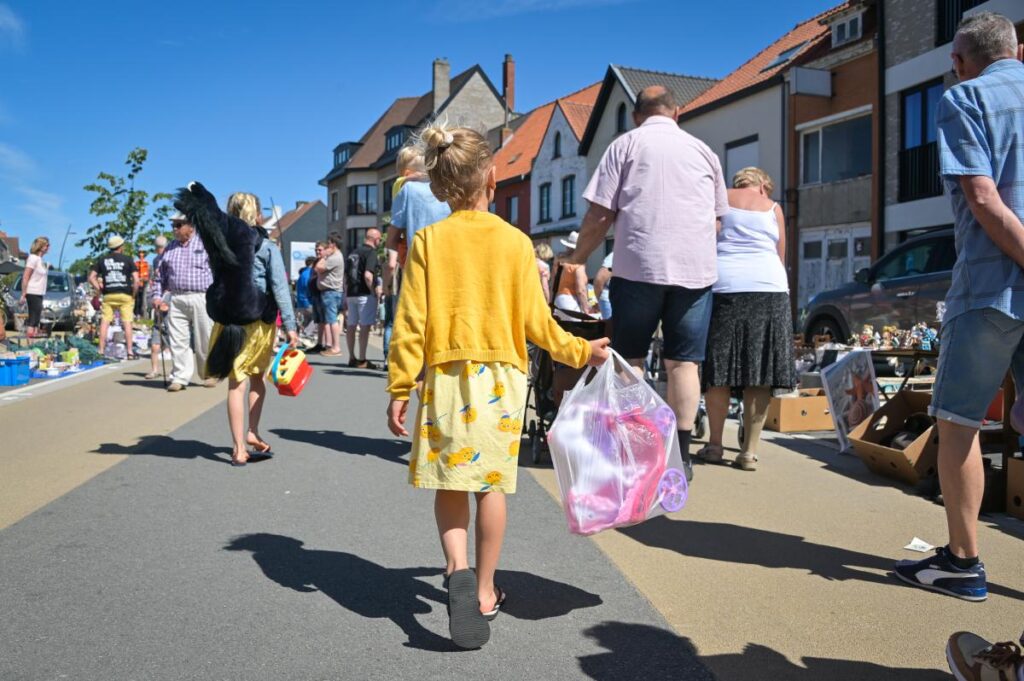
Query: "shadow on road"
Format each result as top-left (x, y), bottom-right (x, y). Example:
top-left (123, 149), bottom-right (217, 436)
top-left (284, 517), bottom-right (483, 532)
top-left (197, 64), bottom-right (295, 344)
top-left (225, 533), bottom-right (605, 650)
top-left (269, 428), bottom-right (409, 465)
top-left (93, 434), bottom-right (230, 464)
top-left (619, 516), bottom-right (1024, 601)
top-left (578, 622), bottom-right (947, 681)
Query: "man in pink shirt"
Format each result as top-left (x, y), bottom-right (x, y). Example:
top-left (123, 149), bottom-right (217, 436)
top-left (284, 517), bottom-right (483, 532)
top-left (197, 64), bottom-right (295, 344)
top-left (572, 85), bottom-right (729, 481)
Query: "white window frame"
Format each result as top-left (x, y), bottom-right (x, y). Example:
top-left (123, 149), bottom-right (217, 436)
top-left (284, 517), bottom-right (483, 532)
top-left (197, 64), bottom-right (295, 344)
top-left (797, 105), bottom-right (872, 188)
top-left (832, 11), bottom-right (863, 48)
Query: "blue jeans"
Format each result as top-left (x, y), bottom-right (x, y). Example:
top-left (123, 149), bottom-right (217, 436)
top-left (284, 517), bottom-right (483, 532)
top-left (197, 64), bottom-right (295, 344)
top-left (321, 289), bottom-right (344, 323)
top-left (382, 295), bottom-right (396, 361)
top-left (930, 307), bottom-right (1024, 429)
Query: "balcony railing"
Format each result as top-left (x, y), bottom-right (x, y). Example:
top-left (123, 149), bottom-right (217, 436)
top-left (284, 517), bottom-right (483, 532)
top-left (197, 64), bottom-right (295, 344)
top-left (898, 142), bottom-right (943, 203)
top-left (935, 0), bottom-right (985, 46)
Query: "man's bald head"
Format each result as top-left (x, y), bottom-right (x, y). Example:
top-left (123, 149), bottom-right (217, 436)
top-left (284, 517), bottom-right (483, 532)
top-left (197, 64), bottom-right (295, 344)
top-left (634, 86), bottom-right (678, 120)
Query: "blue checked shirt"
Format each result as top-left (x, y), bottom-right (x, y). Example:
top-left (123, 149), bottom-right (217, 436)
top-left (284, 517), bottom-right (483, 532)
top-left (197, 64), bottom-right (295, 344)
top-left (937, 59), bottom-right (1024, 323)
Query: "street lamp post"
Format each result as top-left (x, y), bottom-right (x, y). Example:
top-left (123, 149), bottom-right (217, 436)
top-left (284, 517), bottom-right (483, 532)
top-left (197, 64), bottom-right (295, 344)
top-left (57, 224), bottom-right (75, 271)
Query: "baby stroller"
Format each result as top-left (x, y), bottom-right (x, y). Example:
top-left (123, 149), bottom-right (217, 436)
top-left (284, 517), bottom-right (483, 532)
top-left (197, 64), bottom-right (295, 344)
top-left (524, 310), bottom-right (606, 465)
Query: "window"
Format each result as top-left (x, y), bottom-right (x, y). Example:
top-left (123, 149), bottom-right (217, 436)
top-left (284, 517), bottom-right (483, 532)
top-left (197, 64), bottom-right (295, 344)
top-left (347, 228), bottom-right (366, 253)
top-left (347, 184), bottom-right (378, 215)
top-left (725, 135), bottom-right (759, 184)
top-left (901, 80), bottom-right (943, 150)
top-left (761, 41), bottom-right (808, 72)
top-left (331, 191), bottom-right (339, 221)
top-left (386, 129), bottom-right (404, 152)
top-left (616, 103), bottom-right (627, 134)
top-left (874, 240), bottom-right (942, 281)
top-left (936, 0), bottom-right (985, 45)
top-left (507, 196), bottom-right (519, 225)
top-left (553, 132), bottom-right (562, 159)
top-left (803, 241), bottom-right (822, 259)
top-left (382, 178), bottom-right (396, 212)
top-left (801, 115), bottom-right (871, 185)
top-left (539, 183), bottom-right (552, 222)
top-left (334, 148), bottom-right (349, 167)
top-left (832, 12), bottom-right (862, 47)
top-left (561, 175), bottom-right (576, 218)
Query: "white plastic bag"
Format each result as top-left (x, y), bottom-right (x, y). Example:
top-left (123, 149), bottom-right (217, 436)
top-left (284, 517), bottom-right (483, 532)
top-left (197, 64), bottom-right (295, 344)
top-left (548, 350), bottom-right (688, 536)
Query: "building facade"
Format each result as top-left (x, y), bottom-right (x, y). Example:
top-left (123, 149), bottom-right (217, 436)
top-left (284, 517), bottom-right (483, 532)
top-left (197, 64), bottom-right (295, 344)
top-left (269, 201), bottom-right (329, 280)
top-left (881, 0), bottom-right (1024, 248)
top-left (320, 58), bottom-right (511, 251)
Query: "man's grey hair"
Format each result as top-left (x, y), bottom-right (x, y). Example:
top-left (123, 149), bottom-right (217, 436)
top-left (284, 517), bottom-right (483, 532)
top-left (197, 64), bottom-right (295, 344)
top-left (956, 12), bottom-right (1018, 62)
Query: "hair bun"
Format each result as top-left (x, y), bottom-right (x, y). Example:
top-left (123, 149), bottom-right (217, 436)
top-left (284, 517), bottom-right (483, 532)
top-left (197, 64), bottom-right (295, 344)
top-left (421, 125), bottom-right (454, 151)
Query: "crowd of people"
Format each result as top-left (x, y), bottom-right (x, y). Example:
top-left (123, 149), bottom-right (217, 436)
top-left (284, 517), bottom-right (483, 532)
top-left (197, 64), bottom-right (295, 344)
top-left (5, 11), bottom-right (1022, 675)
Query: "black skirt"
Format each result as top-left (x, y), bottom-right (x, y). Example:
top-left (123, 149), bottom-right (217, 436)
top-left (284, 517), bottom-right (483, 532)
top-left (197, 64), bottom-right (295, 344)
top-left (703, 291), bottom-right (796, 390)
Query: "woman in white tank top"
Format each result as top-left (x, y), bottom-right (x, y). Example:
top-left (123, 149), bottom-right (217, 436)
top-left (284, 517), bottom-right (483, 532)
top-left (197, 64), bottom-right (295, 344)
top-left (696, 168), bottom-right (796, 471)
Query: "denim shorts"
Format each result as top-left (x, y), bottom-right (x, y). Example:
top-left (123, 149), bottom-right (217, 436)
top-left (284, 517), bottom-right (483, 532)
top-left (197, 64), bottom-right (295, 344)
top-left (321, 289), bottom-right (344, 323)
top-left (931, 307), bottom-right (1024, 429)
top-left (608, 277), bottom-right (713, 362)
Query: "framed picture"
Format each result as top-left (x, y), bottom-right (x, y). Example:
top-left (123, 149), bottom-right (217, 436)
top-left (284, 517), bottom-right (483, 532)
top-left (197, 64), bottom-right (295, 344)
top-left (821, 349), bottom-right (879, 453)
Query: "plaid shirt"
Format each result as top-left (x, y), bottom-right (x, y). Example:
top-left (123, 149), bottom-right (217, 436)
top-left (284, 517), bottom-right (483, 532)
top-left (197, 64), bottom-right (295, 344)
top-left (150, 232), bottom-right (213, 300)
top-left (938, 59), bottom-right (1024, 323)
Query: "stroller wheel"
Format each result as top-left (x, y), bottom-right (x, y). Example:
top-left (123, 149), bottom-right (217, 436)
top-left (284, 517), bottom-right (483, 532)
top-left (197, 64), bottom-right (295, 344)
top-left (527, 419), bottom-right (536, 439)
top-left (737, 418), bottom-right (746, 448)
top-left (693, 410), bottom-right (707, 440)
top-left (531, 430), bottom-right (547, 465)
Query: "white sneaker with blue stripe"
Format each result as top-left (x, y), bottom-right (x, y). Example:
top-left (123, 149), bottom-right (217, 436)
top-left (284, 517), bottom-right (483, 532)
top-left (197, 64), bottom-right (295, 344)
top-left (894, 546), bottom-right (987, 602)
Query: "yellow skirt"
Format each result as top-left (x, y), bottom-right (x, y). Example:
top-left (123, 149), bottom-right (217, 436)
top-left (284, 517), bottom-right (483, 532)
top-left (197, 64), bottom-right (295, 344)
top-left (409, 361), bottom-right (528, 494)
top-left (208, 321), bottom-right (277, 382)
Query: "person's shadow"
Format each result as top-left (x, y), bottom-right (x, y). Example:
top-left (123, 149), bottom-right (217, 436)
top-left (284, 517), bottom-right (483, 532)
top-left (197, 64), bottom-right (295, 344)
top-left (269, 428), bottom-right (409, 466)
top-left (578, 622), bottom-right (949, 681)
top-left (620, 516), bottom-right (1024, 601)
top-left (225, 533), bottom-right (604, 650)
top-left (93, 435), bottom-right (230, 464)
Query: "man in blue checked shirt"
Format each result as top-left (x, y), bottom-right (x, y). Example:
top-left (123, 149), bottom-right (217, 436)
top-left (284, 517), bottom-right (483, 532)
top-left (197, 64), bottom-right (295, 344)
top-left (894, 13), bottom-right (1024, 611)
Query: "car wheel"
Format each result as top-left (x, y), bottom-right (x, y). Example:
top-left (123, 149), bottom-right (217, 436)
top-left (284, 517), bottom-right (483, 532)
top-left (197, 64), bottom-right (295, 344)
top-left (806, 316), bottom-right (845, 344)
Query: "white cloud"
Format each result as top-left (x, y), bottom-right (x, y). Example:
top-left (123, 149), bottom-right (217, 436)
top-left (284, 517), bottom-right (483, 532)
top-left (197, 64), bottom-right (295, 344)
top-left (0, 141), bottom-right (38, 179)
top-left (0, 143), bottom-right (69, 231)
top-left (16, 185), bottom-right (68, 229)
top-left (430, 0), bottom-right (633, 21)
top-left (0, 4), bottom-right (25, 50)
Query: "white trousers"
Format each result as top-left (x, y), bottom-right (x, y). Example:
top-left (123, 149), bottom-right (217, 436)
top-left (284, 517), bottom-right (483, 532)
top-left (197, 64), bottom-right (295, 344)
top-left (166, 292), bottom-right (213, 386)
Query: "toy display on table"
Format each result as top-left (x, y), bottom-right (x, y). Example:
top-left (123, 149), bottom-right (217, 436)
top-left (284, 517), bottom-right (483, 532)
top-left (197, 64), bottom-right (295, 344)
top-left (847, 323), bottom-right (940, 352)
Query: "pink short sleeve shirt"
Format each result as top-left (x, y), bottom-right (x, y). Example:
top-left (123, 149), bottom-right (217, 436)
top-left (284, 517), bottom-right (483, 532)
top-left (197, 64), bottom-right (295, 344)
top-left (583, 116), bottom-right (729, 289)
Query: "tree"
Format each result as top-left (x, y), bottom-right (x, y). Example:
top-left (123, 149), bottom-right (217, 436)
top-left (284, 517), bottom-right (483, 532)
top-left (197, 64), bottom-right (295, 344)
top-left (66, 258), bottom-right (93, 278)
top-left (76, 148), bottom-right (173, 259)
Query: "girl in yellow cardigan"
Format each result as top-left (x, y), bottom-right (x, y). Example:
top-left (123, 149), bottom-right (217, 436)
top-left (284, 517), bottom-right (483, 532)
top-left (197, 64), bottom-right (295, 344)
top-left (386, 122), bottom-right (609, 649)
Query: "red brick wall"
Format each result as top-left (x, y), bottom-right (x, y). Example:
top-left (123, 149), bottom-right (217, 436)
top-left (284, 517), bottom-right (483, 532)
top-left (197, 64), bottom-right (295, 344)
top-left (494, 178), bottom-right (531, 234)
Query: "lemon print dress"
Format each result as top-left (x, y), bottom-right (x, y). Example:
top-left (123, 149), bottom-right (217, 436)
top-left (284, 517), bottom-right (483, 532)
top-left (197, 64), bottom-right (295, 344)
top-left (408, 361), bottom-right (527, 494)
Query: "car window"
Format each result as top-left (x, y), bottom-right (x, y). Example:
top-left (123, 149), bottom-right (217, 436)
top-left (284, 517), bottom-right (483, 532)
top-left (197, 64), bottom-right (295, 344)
top-left (874, 241), bottom-right (939, 281)
top-left (927, 238), bottom-right (957, 273)
top-left (47, 274), bottom-right (70, 293)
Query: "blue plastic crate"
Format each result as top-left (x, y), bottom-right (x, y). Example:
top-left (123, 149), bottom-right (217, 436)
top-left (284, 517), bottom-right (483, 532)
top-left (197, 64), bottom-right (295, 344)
top-left (0, 356), bottom-right (31, 386)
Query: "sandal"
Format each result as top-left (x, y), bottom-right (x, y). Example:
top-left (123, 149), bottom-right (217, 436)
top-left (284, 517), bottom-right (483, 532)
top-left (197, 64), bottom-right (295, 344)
top-left (696, 444), bottom-right (724, 464)
top-left (144, 372), bottom-right (159, 380)
top-left (482, 586), bottom-right (507, 621)
top-left (446, 569), bottom-right (490, 649)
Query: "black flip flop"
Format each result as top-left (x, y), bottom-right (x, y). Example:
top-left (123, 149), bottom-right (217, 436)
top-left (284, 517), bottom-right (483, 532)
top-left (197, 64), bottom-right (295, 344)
top-left (482, 587), bottom-right (506, 622)
top-left (446, 569), bottom-right (489, 649)
top-left (247, 449), bottom-right (274, 462)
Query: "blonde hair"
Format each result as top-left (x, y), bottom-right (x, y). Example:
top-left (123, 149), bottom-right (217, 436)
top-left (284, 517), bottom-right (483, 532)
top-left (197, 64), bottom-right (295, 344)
top-left (396, 145), bottom-right (426, 176)
top-left (534, 243), bottom-right (553, 260)
top-left (416, 121), bottom-right (493, 209)
top-left (733, 167), bottom-right (774, 195)
top-left (30, 237), bottom-right (50, 255)
top-left (227, 192), bottom-right (262, 226)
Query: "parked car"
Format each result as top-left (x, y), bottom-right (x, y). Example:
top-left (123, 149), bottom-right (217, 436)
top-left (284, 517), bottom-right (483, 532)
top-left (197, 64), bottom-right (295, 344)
top-left (803, 229), bottom-right (955, 342)
top-left (3, 270), bottom-right (80, 331)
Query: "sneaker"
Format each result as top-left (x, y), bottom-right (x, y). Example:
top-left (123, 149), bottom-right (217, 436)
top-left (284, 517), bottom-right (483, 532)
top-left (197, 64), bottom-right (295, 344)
top-left (894, 546), bottom-right (988, 601)
top-left (947, 630), bottom-right (1023, 681)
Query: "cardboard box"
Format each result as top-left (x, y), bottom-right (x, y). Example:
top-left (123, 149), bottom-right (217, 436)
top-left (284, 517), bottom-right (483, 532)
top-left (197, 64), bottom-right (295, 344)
top-left (1008, 456), bottom-right (1024, 521)
top-left (848, 390), bottom-right (938, 486)
top-left (765, 389), bottom-right (834, 432)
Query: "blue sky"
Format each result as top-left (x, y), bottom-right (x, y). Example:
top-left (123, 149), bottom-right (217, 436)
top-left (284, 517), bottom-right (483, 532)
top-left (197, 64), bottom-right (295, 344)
top-left (0, 0), bottom-right (829, 265)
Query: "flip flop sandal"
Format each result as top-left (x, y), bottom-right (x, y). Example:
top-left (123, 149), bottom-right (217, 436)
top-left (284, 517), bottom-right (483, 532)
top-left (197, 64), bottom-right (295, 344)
top-left (482, 587), bottom-right (507, 622)
top-left (446, 569), bottom-right (489, 649)
top-left (247, 449), bottom-right (274, 462)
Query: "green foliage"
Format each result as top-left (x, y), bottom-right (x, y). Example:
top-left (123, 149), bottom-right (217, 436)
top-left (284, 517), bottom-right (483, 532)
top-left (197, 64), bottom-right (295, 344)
top-left (77, 148), bottom-right (173, 259)
top-left (66, 258), bottom-right (93, 278)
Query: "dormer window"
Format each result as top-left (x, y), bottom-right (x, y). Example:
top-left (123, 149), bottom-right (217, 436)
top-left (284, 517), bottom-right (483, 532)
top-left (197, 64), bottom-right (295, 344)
top-left (832, 12), bottom-right (862, 47)
top-left (386, 129), bottom-right (405, 152)
top-left (761, 41), bottom-right (808, 72)
top-left (334, 148), bottom-right (350, 167)
top-left (553, 132), bottom-right (562, 159)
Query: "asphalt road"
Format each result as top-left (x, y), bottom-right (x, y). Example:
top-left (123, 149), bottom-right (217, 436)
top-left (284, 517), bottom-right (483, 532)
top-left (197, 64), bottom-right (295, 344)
top-left (0, 356), bottom-right (712, 681)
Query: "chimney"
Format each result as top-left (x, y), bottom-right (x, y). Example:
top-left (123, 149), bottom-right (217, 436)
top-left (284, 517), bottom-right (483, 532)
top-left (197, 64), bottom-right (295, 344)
top-left (432, 58), bottom-right (450, 114)
top-left (502, 54), bottom-right (516, 117)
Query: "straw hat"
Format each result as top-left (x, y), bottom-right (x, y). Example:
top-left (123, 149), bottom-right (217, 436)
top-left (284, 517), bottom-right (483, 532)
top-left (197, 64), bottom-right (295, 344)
top-left (107, 235), bottom-right (125, 250)
top-left (559, 231), bottom-right (579, 249)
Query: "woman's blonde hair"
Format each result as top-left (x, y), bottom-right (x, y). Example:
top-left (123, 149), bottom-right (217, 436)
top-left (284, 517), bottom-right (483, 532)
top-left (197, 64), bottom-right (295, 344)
top-left (396, 145), bottom-right (426, 176)
top-left (416, 121), bottom-right (493, 209)
top-left (30, 237), bottom-right (50, 255)
top-left (732, 167), bottom-right (774, 195)
top-left (534, 243), bottom-right (553, 260)
top-left (227, 192), bottom-right (262, 226)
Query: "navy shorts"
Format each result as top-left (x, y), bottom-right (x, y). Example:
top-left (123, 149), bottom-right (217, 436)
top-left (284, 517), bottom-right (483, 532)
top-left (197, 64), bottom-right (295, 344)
top-left (608, 278), bottom-right (713, 362)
